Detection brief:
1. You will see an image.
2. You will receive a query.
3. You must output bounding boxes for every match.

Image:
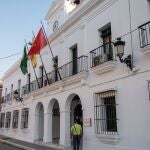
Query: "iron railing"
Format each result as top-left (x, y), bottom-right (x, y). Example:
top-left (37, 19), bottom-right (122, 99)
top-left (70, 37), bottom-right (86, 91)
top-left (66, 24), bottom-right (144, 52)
top-left (1, 97), bottom-right (6, 104)
top-left (94, 90), bottom-right (118, 135)
top-left (138, 21), bottom-right (150, 48)
top-left (90, 42), bottom-right (115, 68)
top-left (22, 55), bottom-right (88, 95)
top-left (58, 55), bottom-right (88, 79)
top-left (1, 93), bottom-right (13, 104)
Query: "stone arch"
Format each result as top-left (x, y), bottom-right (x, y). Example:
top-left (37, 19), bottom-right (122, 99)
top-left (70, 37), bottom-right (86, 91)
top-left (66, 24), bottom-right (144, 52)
top-left (64, 93), bottom-right (83, 147)
top-left (34, 102), bottom-right (44, 141)
top-left (47, 98), bottom-right (60, 144)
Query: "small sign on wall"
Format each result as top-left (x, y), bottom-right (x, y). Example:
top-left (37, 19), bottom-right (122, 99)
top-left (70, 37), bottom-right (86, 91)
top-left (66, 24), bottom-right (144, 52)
top-left (83, 118), bottom-right (92, 127)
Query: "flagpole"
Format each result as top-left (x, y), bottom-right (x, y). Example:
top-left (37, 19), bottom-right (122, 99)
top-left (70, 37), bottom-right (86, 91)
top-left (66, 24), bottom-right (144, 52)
top-left (25, 40), bottom-right (40, 89)
top-left (32, 31), bottom-right (50, 85)
top-left (40, 20), bottom-right (62, 80)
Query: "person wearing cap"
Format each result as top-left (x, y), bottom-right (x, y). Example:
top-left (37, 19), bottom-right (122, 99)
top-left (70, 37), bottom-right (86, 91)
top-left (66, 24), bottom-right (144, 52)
top-left (71, 119), bottom-right (82, 150)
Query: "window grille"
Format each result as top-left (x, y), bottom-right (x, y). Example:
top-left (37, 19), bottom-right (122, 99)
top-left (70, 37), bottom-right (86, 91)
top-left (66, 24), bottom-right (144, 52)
top-left (94, 90), bottom-right (118, 135)
top-left (12, 110), bottom-right (19, 129)
top-left (0, 113), bottom-right (5, 128)
top-left (138, 21), bottom-right (150, 48)
top-left (21, 108), bottom-right (29, 129)
top-left (5, 112), bottom-right (11, 128)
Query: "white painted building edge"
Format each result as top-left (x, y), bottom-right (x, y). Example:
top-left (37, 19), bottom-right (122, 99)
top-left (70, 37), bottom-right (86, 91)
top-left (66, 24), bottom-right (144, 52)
top-left (0, 0), bottom-right (150, 150)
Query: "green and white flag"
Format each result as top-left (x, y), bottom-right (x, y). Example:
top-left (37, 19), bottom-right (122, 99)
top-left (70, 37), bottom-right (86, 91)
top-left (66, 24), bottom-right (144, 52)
top-left (20, 46), bottom-right (28, 75)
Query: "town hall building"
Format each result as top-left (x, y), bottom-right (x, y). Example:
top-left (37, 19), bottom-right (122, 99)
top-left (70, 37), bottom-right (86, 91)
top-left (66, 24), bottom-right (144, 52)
top-left (0, 0), bottom-right (150, 150)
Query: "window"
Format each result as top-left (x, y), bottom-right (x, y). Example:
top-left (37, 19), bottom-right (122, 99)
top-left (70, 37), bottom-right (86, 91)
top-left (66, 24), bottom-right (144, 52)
top-left (138, 21), bottom-right (150, 48)
top-left (39, 66), bottom-right (44, 88)
top-left (53, 56), bottom-right (58, 82)
top-left (12, 110), bottom-right (19, 129)
top-left (27, 73), bottom-right (31, 93)
top-left (5, 88), bottom-right (7, 102)
top-left (21, 108), bottom-right (29, 129)
top-left (90, 24), bottom-right (114, 67)
top-left (18, 80), bottom-right (21, 97)
top-left (10, 84), bottom-right (13, 101)
top-left (5, 112), bottom-right (11, 128)
top-left (99, 24), bottom-right (113, 62)
top-left (94, 90), bottom-right (118, 135)
top-left (0, 113), bottom-right (5, 128)
top-left (70, 44), bottom-right (78, 75)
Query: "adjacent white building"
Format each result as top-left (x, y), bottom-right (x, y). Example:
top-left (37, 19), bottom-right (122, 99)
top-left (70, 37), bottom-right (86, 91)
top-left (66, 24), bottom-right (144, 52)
top-left (0, 0), bottom-right (150, 150)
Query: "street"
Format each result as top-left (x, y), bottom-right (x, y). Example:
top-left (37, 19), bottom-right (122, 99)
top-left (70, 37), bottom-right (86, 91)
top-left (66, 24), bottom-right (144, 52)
top-left (0, 143), bottom-right (22, 150)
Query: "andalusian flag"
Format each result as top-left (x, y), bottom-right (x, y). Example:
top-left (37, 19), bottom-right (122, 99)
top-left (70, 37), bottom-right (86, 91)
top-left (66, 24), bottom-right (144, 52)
top-left (20, 46), bottom-right (28, 75)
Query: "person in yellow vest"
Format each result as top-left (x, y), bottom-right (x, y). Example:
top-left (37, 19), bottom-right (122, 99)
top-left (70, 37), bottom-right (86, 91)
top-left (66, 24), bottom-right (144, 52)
top-left (71, 119), bottom-right (82, 150)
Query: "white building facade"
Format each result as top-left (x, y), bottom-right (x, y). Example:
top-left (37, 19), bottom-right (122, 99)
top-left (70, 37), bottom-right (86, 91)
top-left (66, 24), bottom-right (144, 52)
top-left (0, 0), bottom-right (150, 150)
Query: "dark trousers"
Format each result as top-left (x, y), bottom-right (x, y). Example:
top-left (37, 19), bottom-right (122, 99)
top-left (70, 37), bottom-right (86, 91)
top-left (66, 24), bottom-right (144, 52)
top-left (73, 135), bottom-right (80, 150)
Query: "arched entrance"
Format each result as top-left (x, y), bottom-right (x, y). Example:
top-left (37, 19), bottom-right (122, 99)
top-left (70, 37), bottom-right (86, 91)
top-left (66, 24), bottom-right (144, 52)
top-left (52, 101), bottom-right (60, 144)
top-left (35, 102), bottom-right (44, 141)
top-left (70, 95), bottom-right (83, 127)
top-left (47, 99), bottom-right (60, 144)
top-left (65, 94), bottom-right (83, 147)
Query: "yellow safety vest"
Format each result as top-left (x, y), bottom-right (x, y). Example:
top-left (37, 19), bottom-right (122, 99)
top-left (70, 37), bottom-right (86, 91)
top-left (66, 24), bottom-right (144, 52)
top-left (71, 123), bottom-right (82, 136)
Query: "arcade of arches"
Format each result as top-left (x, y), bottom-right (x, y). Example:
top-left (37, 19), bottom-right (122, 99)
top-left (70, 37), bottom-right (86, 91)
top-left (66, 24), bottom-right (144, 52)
top-left (34, 94), bottom-right (83, 146)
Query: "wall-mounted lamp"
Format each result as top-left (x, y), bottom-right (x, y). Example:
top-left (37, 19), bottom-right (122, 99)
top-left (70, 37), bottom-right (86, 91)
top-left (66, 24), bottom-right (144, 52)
top-left (114, 37), bottom-right (132, 70)
top-left (73, 0), bottom-right (80, 4)
top-left (14, 90), bottom-right (23, 102)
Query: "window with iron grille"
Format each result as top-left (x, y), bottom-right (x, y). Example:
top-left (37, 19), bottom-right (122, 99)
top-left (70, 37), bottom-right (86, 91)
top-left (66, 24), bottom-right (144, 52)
top-left (0, 113), bottom-right (5, 128)
top-left (5, 112), bottom-right (11, 128)
top-left (94, 90), bottom-right (118, 135)
top-left (12, 110), bottom-right (19, 129)
top-left (21, 108), bottom-right (29, 129)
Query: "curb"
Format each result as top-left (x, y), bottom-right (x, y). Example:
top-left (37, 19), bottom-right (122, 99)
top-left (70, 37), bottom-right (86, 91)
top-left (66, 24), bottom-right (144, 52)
top-left (0, 139), bottom-right (36, 150)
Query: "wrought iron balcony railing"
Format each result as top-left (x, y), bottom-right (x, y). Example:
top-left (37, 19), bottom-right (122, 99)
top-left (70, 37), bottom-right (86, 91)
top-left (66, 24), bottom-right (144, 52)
top-left (6, 93), bottom-right (13, 102)
top-left (1, 97), bottom-right (6, 104)
top-left (58, 55), bottom-right (88, 79)
top-left (90, 42), bottom-right (115, 68)
top-left (1, 93), bottom-right (13, 104)
top-left (138, 21), bottom-right (150, 48)
top-left (22, 55), bottom-right (88, 95)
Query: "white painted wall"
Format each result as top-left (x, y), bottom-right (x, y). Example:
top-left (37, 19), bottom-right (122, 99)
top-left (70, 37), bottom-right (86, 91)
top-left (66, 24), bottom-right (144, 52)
top-left (1, 0), bottom-right (150, 150)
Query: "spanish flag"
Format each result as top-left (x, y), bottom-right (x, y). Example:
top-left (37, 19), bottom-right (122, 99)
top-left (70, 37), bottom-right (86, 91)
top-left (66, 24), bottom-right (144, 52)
top-left (28, 27), bottom-right (47, 67)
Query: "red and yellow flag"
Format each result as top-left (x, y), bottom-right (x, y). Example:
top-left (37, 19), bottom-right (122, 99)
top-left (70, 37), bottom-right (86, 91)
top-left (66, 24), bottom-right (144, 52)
top-left (28, 27), bottom-right (47, 67)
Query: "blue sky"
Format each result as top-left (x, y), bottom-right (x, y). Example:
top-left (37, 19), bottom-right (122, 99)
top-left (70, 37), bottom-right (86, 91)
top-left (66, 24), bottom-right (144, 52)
top-left (0, 0), bottom-right (52, 79)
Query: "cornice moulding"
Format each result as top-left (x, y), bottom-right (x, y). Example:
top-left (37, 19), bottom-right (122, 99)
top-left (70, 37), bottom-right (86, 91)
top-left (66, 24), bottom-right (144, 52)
top-left (45, 1), bottom-right (64, 20)
top-left (47, 0), bottom-right (118, 43)
top-left (47, 0), bottom-right (102, 42)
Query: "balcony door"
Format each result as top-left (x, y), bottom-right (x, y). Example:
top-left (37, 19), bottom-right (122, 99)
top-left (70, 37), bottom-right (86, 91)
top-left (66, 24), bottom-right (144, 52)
top-left (71, 45), bottom-right (78, 75)
top-left (100, 25), bottom-right (113, 61)
top-left (53, 56), bottom-right (58, 82)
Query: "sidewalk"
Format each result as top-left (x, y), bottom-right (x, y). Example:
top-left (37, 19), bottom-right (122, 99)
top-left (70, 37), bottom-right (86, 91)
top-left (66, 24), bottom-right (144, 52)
top-left (0, 135), bottom-right (65, 150)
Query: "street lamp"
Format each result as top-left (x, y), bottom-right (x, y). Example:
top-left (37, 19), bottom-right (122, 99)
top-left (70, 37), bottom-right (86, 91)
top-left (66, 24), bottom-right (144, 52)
top-left (114, 37), bottom-right (132, 70)
top-left (13, 90), bottom-right (23, 102)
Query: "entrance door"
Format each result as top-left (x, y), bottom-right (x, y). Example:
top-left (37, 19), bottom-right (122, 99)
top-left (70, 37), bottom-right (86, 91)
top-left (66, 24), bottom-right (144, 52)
top-left (70, 95), bottom-right (83, 148)
top-left (70, 95), bottom-right (83, 130)
top-left (74, 104), bottom-right (83, 126)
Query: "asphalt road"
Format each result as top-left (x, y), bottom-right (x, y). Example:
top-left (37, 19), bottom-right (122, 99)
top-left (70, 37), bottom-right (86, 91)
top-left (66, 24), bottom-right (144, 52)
top-left (0, 143), bottom-right (22, 150)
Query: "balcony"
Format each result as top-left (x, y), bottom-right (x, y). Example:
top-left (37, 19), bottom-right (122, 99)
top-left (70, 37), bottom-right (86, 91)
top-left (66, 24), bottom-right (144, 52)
top-left (22, 55), bottom-right (88, 95)
top-left (138, 21), bottom-right (150, 53)
top-left (1, 93), bottom-right (13, 104)
top-left (90, 42), bottom-right (117, 74)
